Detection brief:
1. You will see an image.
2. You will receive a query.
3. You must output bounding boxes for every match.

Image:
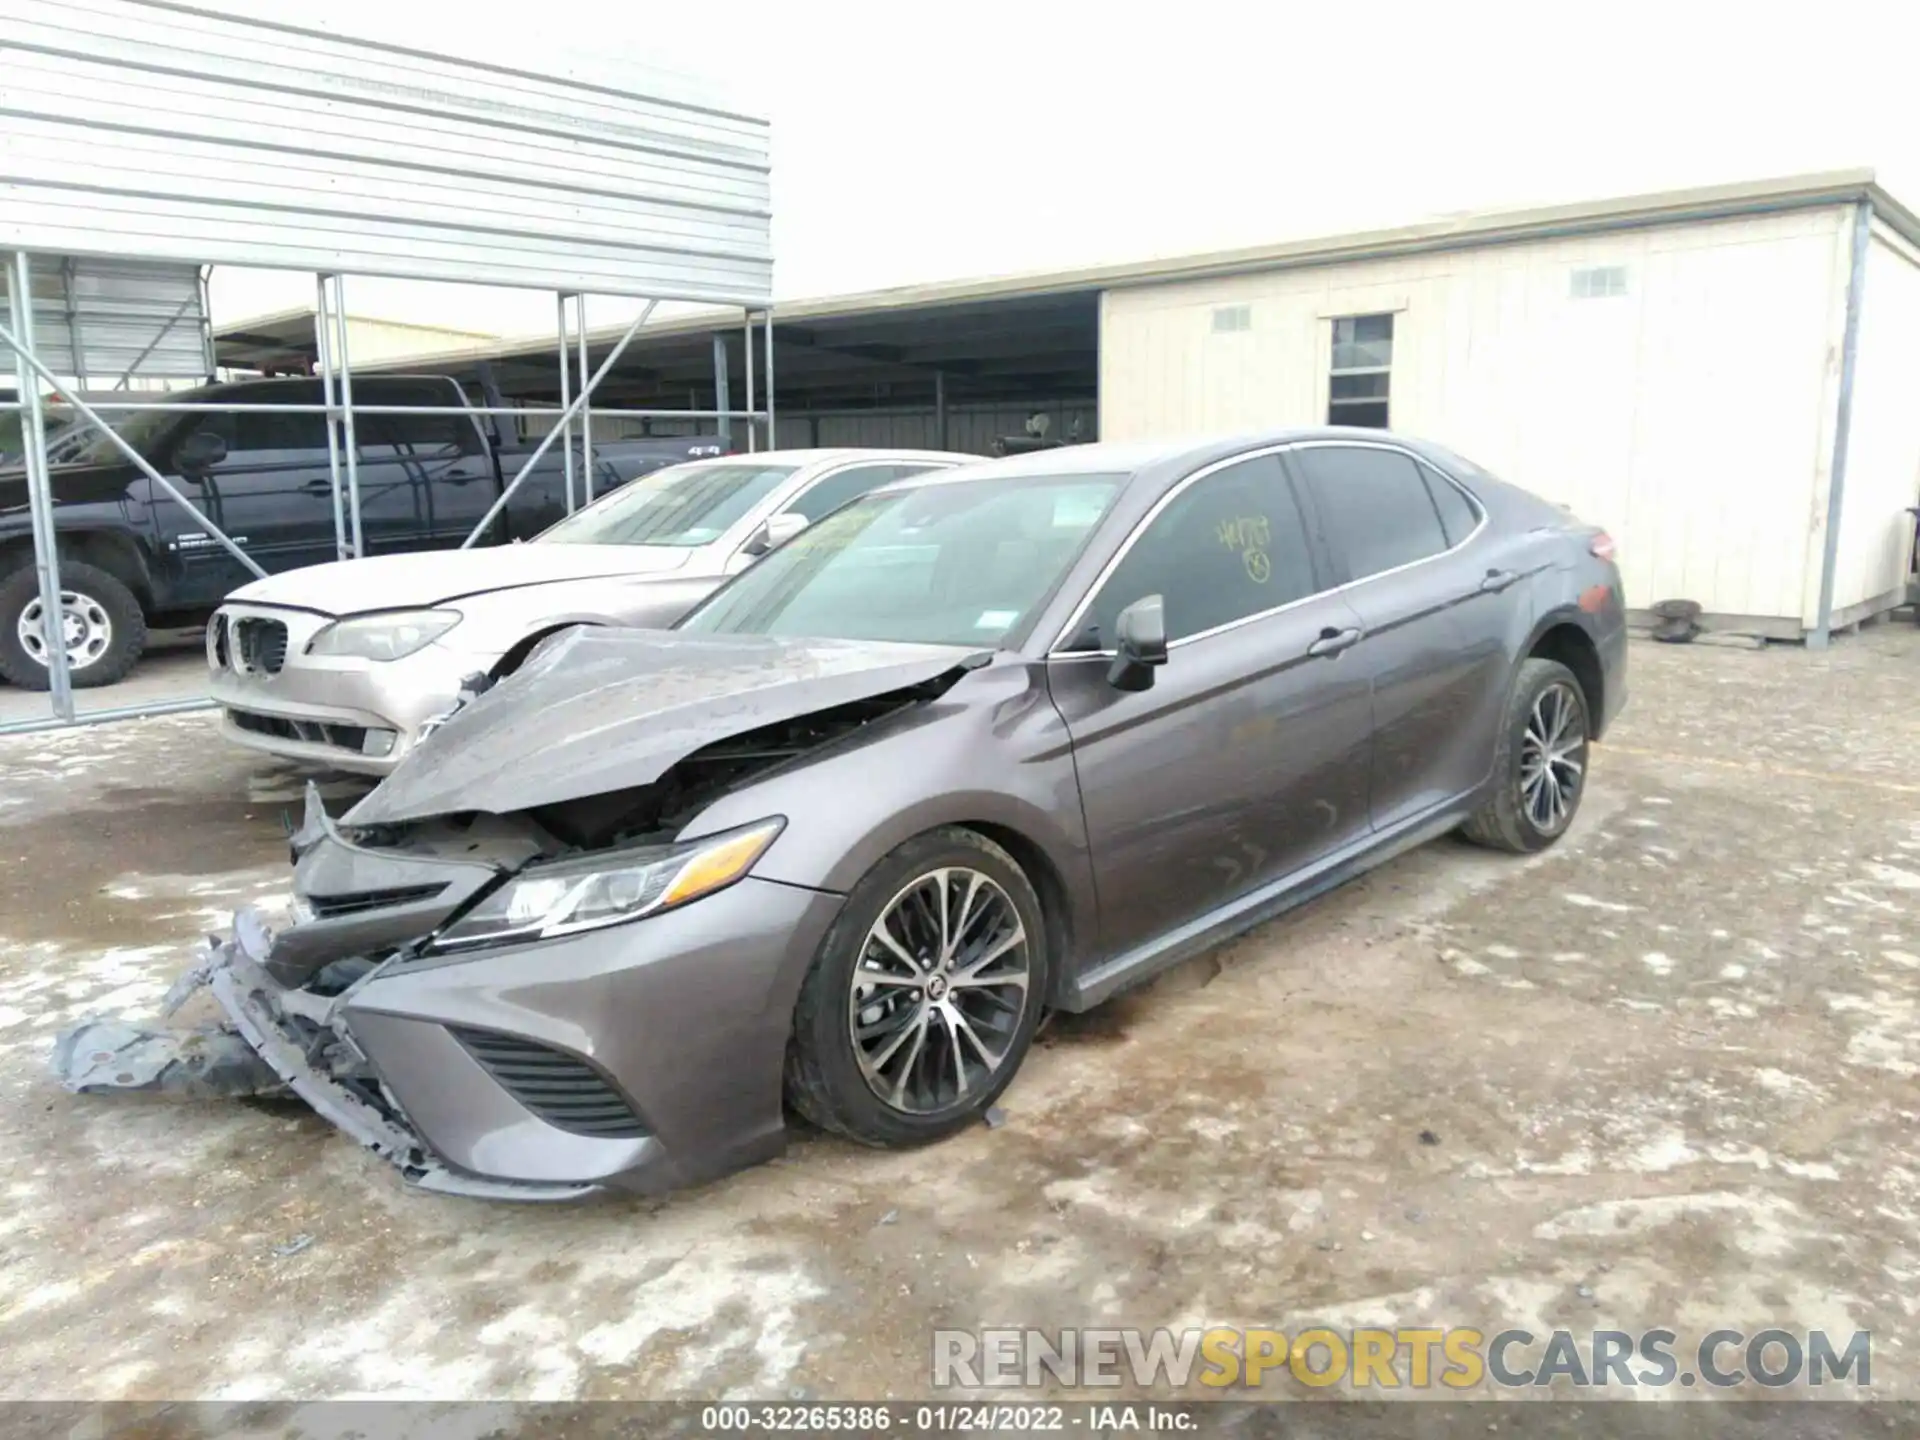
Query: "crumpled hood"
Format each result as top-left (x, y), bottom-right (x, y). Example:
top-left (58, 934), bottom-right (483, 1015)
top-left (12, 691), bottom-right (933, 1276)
top-left (347, 627), bottom-right (983, 825)
top-left (226, 544), bottom-right (693, 615)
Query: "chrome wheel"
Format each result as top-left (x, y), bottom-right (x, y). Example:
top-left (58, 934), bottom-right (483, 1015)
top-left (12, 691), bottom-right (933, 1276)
top-left (849, 866), bottom-right (1032, 1116)
top-left (18, 590), bottom-right (113, 671)
top-left (1520, 681), bottom-right (1585, 834)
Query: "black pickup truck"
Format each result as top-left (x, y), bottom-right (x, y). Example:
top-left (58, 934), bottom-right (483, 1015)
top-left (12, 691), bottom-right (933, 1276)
top-left (0, 375), bottom-right (726, 689)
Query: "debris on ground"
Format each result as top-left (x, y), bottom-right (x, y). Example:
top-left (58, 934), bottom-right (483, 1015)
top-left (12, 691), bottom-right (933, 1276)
top-left (271, 1235), bottom-right (315, 1259)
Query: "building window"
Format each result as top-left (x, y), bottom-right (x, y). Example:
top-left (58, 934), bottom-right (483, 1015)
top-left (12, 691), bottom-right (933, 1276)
top-left (1571, 265), bottom-right (1628, 299)
top-left (1211, 304), bottom-right (1252, 333)
top-left (1329, 314), bottom-right (1393, 429)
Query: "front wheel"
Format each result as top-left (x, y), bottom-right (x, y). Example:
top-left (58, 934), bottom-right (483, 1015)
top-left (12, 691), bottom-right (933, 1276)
top-left (1460, 657), bottom-right (1591, 854)
top-left (785, 827), bottom-right (1049, 1148)
top-left (0, 562), bottom-right (148, 690)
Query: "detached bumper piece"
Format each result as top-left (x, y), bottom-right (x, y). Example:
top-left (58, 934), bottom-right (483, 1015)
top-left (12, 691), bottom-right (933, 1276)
top-left (51, 906), bottom-right (596, 1204)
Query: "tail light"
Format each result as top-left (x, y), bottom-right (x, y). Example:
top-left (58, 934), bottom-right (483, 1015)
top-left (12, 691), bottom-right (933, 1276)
top-left (1589, 531), bottom-right (1617, 562)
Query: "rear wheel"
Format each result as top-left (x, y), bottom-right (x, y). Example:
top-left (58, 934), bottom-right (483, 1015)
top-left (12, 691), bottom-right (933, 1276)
top-left (1461, 657), bottom-right (1590, 854)
top-left (0, 562), bottom-right (147, 690)
top-left (785, 827), bottom-right (1048, 1147)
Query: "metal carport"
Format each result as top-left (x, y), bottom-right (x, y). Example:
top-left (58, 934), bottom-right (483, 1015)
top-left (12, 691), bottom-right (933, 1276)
top-left (1, 0), bottom-right (773, 729)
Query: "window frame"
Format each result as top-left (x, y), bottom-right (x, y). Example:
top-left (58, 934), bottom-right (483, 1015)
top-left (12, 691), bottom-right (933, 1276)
top-left (1050, 440), bottom-right (1488, 657)
top-left (781, 459), bottom-right (958, 525)
top-left (1283, 439), bottom-right (1487, 590)
top-left (1048, 446), bottom-right (1334, 657)
top-left (1327, 312), bottom-right (1395, 430)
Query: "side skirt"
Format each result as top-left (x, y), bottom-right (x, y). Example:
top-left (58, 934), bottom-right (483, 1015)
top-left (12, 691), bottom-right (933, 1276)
top-left (1057, 799), bottom-right (1479, 1012)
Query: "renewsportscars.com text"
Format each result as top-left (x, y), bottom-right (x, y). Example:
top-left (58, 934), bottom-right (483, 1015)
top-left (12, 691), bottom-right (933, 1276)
top-left (933, 1327), bottom-right (1872, 1391)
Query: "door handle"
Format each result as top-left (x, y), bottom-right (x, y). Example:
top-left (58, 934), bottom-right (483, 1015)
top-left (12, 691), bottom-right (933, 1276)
top-left (445, 467), bottom-right (476, 483)
top-left (1479, 568), bottom-right (1521, 594)
top-left (1307, 626), bottom-right (1362, 658)
top-left (300, 479), bottom-right (337, 494)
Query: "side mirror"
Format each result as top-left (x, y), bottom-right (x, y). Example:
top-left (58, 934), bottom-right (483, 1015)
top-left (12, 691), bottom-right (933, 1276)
top-left (174, 428), bottom-right (228, 472)
top-left (1107, 594), bottom-right (1168, 692)
top-left (742, 511), bottom-right (808, 558)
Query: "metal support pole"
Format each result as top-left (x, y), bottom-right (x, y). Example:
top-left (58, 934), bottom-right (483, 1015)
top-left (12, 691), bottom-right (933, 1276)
top-left (314, 275), bottom-right (349, 560)
top-left (764, 309), bottom-right (776, 448)
top-left (744, 312), bottom-right (756, 453)
top-left (935, 369), bottom-right (948, 450)
top-left (713, 331), bottom-right (732, 449)
top-left (461, 300), bottom-right (657, 548)
top-left (577, 294), bottom-right (595, 503)
top-left (198, 266), bottom-right (216, 380)
top-left (1811, 199), bottom-right (1872, 649)
top-left (329, 275), bottom-right (364, 558)
top-left (6, 252), bottom-right (75, 719)
top-left (0, 313), bottom-right (267, 581)
top-left (556, 293), bottom-right (576, 514)
top-left (62, 257), bottom-right (89, 391)
top-left (113, 289), bottom-right (200, 390)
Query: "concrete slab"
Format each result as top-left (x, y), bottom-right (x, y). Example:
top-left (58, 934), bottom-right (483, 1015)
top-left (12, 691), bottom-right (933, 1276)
top-left (0, 629), bottom-right (1916, 1402)
top-left (0, 634), bottom-right (210, 730)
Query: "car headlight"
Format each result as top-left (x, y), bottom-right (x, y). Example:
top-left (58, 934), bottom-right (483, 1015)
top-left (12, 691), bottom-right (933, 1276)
top-left (307, 609), bottom-right (461, 662)
top-left (429, 818), bottom-right (785, 953)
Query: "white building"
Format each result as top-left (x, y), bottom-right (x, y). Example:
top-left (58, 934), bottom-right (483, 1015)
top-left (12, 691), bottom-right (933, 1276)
top-left (374, 170), bottom-right (1920, 644)
top-left (1097, 170), bottom-right (1920, 643)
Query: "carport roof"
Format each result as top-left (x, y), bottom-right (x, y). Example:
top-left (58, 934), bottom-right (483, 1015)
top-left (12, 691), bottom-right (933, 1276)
top-left (260, 168), bottom-right (1911, 414)
top-left (215, 307), bottom-right (499, 372)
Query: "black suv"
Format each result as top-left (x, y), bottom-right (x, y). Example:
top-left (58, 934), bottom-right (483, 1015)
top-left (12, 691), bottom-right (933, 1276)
top-left (0, 375), bottom-right (725, 688)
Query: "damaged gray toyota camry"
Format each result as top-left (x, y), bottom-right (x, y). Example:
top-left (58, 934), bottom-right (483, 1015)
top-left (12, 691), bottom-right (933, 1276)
top-left (55, 429), bottom-right (1626, 1201)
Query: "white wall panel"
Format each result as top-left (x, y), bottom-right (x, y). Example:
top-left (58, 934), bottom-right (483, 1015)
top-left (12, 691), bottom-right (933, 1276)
top-left (1829, 226), bottom-right (1920, 616)
top-left (0, 0), bottom-right (771, 304)
top-left (1100, 210), bottom-right (1851, 628)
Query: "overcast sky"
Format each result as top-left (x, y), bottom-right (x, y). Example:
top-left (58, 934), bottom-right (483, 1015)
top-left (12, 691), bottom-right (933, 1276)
top-left (210, 0), bottom-right (1916, 339)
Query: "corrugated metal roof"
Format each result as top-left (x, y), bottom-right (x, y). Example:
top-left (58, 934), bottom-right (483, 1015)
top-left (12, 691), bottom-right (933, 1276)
top-left (367, 168), bottom-right (1912, 372)
top-left (0, 0), bottom-right (772, 304)
top-left (0, 256), bottom-right (209, 381)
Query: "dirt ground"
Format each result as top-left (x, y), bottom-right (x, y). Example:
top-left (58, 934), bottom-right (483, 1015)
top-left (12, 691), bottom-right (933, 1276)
top-left (2, 626), bottom-right (1918, 1406)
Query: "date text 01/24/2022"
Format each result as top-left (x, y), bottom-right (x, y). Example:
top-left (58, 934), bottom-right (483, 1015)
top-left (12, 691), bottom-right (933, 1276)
top-left (698, 1404), bottom-right (1198, 1432)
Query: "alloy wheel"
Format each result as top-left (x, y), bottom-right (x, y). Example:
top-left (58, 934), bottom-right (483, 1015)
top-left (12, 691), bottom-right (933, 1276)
top-left (18, 590), bottom-right (113, 671)
top-left (849, 866), bottom-right (1032, 1115)
top-left (1520, 681), bottom-right (1585, 834)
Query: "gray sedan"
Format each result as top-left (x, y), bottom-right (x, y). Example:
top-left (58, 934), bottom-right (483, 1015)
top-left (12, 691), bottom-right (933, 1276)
top-left (64, 428), bottom-right (1626, 1200)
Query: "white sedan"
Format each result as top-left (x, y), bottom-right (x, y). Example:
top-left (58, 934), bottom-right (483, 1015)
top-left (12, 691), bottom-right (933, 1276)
top-left (207, 448), bottom-right (973, 773)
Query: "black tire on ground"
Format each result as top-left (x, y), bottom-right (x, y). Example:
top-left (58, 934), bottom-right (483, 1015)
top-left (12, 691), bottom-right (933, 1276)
top-left (785, 826), bottom-right (1050, 1148)
top-left (1460, 657), bottom-right (1591, 854)
top-left (0, 561), bottom-right (148, 690)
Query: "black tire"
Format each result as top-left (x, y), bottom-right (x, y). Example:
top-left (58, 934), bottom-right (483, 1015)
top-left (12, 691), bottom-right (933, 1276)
top-left (785, 826), bottom-right (1050, 1148)
top-left (1460, 657), bottom-right (1591, 854)
top-left (0, 561), bottom-right (148, 690)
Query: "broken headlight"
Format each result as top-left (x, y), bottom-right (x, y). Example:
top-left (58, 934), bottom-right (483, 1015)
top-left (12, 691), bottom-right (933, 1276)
top-left (429, 818), bottom-right (785, 953)
top-left (308, 609), bottom-right (461, 662)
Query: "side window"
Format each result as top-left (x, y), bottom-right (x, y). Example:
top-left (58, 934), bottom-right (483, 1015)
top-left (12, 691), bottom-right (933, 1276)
top-left (1293, 446), bottom-right (1448, 582)
top-left (356, 384), bottom-right (481, 457)
top-left (1420, 462), bottom-right (1482, 547)
top-left (787, 464), bottom-right (916, 523)
top-left (197, 386), bottom-right (328, 463)
top-left (1077, 455), bottom-right (1317, 647)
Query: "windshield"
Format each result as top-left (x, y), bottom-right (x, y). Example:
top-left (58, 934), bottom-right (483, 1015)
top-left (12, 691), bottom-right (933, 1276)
top-left (536, 460), bottom-right (799, 547)
top-left (677, 473), bottom-right (1126, 647)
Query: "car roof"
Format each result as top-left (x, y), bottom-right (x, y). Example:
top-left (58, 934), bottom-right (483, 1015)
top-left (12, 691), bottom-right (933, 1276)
top-left (653, 447), bottom-right (974, 470)
top-left (876, 428), bottom-right (1475, 493)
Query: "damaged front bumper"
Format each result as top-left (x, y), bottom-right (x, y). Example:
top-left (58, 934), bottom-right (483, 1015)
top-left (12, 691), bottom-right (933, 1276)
top-left (56, 905), bottom-right (597, 1202)
top-left (53, 782), bottom-right (846, 1203)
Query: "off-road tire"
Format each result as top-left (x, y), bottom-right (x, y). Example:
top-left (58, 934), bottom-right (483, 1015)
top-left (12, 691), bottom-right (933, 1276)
top-left (785, 826), bottom-right (1049, 1148)
top-left (1460, 657), bottom-right (1590, 854)
top-left (0, 561), bottom-right (147, 690)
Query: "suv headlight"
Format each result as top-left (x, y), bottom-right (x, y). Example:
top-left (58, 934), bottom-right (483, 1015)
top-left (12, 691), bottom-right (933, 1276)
top-left (307, 609), bottom-right (461, 662)
top-left (429, 818), bottom-right (785, 953)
